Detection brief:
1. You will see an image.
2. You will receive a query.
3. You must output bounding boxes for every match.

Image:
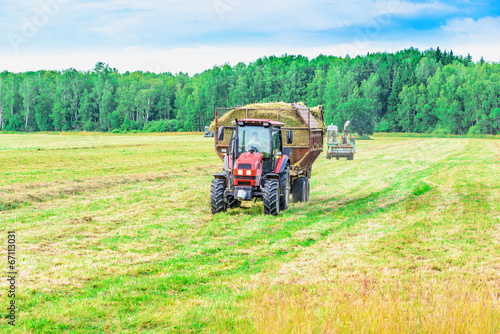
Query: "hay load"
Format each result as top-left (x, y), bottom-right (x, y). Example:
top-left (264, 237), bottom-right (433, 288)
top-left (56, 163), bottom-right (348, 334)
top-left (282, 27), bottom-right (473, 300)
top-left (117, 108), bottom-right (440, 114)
top-left (209, 102), bottom-right (324, 131)
top-left (209, 102), bottom-right (325, 147)
top-left (212, 102), bottom-right (325, 177)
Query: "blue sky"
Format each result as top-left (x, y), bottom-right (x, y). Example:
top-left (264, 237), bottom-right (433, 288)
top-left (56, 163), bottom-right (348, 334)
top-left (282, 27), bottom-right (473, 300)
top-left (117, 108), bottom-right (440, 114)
top-left (0, 0), bottom-right (499, 74)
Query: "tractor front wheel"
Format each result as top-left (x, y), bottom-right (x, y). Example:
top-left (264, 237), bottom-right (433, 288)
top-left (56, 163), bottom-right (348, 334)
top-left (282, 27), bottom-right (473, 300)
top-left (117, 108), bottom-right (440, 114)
top-left (210, 178), bottom-right (227, 214)
top-left (263, 179), bottom-right (280, 216)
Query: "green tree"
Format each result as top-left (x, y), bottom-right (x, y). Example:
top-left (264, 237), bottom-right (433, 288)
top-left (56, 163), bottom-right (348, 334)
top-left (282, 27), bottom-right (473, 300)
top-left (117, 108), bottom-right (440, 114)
top-left (20, 75), bottom-right (38, 131)
top-left (336, 99), bottom-right (375, 136)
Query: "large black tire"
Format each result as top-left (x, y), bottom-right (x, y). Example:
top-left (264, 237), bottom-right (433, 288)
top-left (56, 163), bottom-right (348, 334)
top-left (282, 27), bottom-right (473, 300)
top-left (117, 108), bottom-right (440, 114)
top-left (210, 178), bottom-right (227, 214)
top-left (227, 195), bottom-right (241, 209)
top-left (347, 154), bottom-right (354, 161)
top-left (279, 166), bottom-right (290, 211)
top-left (292, 177), bottom-right (310, 203)
top-left (263, 179), bottom-right (280, 216)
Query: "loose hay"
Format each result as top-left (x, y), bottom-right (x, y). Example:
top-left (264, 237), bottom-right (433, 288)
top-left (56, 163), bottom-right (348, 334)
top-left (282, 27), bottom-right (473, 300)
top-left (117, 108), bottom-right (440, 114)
top-left (209, 102), bottom-right (325, 147)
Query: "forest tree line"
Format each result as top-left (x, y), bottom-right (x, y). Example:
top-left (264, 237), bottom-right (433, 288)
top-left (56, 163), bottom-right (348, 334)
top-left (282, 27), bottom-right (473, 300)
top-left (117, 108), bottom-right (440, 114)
top-left (1, 47), bottom-right (499, 135)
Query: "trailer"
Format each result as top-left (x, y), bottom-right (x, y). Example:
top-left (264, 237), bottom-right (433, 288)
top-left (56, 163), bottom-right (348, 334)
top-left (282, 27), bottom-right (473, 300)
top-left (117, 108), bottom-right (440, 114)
top-left (211, 103), bottom-right (325, 215)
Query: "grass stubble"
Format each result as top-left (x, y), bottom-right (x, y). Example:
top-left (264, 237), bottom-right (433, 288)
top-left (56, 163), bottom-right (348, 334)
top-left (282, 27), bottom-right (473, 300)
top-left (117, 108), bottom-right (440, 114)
top-left (0, 132), bottom-right (498, 333)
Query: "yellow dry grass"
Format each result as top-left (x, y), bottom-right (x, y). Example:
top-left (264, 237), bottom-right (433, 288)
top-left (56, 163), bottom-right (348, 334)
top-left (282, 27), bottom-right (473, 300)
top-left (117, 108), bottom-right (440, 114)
top-left (240, 277), bottom-right (499, 333)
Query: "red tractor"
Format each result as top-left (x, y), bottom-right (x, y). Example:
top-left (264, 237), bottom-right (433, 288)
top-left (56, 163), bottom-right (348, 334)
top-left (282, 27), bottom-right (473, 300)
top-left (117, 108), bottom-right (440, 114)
top-left (211, 104), bottom-right (324, 216)
top-left (211, 119), bottom-right (293, 215)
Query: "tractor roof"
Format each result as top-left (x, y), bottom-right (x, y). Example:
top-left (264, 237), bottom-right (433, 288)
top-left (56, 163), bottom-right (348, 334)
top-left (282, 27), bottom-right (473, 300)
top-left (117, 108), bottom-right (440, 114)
top-left (232, 119), bottom-right (285, 127)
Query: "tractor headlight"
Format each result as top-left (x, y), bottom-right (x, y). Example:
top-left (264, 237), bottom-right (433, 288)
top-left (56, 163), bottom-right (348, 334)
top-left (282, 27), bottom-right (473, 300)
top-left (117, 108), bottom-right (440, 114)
top-left (246, 170), bottom-right (251, 176)
top-left (238, 170), bottom-right (243, 175)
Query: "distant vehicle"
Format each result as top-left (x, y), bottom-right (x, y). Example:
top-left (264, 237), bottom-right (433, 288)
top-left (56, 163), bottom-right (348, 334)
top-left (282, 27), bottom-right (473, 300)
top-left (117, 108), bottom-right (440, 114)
top-left (204, 126), bottom-right (214, 137)
top-left (326, 121), bottom-right (356, 160)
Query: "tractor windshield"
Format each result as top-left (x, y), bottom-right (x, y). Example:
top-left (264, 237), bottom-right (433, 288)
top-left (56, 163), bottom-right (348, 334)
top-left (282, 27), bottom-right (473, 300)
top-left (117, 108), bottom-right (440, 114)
top-left (237, 126), bottom-right (271, 158)
top-left (327, 126), bottom-right (338, 145)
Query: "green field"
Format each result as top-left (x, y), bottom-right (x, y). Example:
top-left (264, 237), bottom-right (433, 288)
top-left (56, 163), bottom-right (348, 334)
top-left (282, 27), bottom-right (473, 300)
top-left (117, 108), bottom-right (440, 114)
top-left (1, 132), bottom-right (499, 333)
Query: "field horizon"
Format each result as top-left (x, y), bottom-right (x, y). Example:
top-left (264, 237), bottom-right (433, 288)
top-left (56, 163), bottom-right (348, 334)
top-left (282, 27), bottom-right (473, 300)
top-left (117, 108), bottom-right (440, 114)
top-left (1, 132), bottom-right (499, 333)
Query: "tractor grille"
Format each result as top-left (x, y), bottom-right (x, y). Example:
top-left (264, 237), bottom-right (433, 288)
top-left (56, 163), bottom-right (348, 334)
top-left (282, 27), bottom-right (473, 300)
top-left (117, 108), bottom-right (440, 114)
top-left (237, 164), bottom-right (252, 170)
top-left (238, 182), bottom-right (252, 186)
top-left (235, 176), bottom-right (255, 180)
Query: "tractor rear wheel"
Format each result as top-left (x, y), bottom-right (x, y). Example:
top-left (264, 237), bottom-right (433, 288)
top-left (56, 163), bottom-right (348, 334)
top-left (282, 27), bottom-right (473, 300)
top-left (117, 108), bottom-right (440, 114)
top-left (263, 179), bottom-right (280, 216)
top-left (210, 178), bottom-right (227, 214)
top-left (292, 177), bottom-right (310, 203)
top-left (279, 166), bottom-right (290, 211)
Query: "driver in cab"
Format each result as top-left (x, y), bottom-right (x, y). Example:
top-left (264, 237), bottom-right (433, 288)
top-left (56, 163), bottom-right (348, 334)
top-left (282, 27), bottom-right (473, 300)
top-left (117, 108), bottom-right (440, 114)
top-left (246, 132), bottom-right (263, 152)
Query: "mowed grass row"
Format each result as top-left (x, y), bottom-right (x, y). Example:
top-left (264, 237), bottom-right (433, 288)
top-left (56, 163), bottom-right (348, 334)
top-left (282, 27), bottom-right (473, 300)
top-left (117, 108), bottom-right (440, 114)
top-left (0, 133), bottom-right (217, 210)
top-left (0, 132), bottom-right (499, 333)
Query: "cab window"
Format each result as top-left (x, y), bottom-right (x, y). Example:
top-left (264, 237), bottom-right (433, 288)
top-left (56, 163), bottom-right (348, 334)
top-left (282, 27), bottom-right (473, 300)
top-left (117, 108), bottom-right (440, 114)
top-left (272, 130), bottom-right (281, 156)
top-left (237, 126), bottom-right (271, 158)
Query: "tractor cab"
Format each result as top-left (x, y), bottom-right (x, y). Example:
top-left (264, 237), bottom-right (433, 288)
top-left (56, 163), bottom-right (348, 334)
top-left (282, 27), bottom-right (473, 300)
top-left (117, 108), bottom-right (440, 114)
top-left (219, 119), bottom-right (291, 175)
top-left (327, 125), bottom-right (339, 146)
top-left (230, 119), bottom-right (287, 173)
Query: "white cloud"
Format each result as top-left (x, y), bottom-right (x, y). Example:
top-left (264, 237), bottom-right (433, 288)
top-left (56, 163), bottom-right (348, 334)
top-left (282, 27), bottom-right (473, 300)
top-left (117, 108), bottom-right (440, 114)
top-left (443, 16), bottom-right (500, 37)
top-left (1, 36), bottom-right (499, 76)
top-left (0, 0), bottom-right (455, 50)
top-left (379, 0), bottom-right (451, 15)
top-left (437, 16), bottom-right (500, 61)
top-left (0, 1), bottom-right (498, 73)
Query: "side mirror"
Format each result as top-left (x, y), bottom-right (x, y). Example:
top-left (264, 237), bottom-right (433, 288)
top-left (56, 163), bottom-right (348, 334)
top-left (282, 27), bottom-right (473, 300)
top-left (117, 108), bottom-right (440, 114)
top-left (218, 127), bottom-right (224, 141)
top-left (286, 130), bottom-right (293, 144)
